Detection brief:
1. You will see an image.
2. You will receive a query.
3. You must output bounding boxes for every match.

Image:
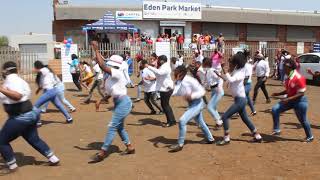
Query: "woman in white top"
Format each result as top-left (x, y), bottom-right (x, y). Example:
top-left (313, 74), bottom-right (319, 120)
top-left (139, 60), bottom-right (162, 114)
top-left (215, 51), bottom-right (262, 145)
top-left (202, 57), bottom-right (224, 127)
top-left (90, 41), bottom-right (135, 163)
top-left (0, 61), bottom-right (60, 173)
top-left (169, 65), bottom-right (214, 152)
top-left (33, 61), bottom-right (73, 124)
top-left (83, 59), bottom-right (105, 104)
top-left (146, 55), bottom-right (176, 127)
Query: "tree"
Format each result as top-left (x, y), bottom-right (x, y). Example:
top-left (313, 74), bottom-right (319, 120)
top-left (0, 36), bottom-right (8, 47)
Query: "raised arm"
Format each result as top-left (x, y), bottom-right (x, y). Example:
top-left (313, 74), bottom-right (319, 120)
top-left (91, 41), bottom-right (112, 75)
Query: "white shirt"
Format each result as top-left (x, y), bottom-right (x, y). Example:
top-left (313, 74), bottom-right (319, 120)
top-left (104, 68), bottom-right (127, 97)
top-left (142, 68), bottom-right (156, 92)
top-left (174, 60), bottom-right (184, 69)
top-left (0, 74), bottom-right (31, 104)
top-left (205, 68), bottom-right (224, 92)
top-left (225, 68), bottom-right (246, 98)
top-left (172, 75), bottom-right (205, 100)
top-left (40, 67), bottom-right (57, 90)
top-left (254, 60), bottom-right (270, 77)
top-left (148, 62), bottom-right (174, 92)
top-left (197, 66), bottom-right (206, 84)
top-left (244, 63), bottom-right (253, 83)
top-left (84, 64), bottom-right (92, 73)
top-left (120, 61), bottom-right (131, 84)
top-left (93, 64), bottom-right (103, 80)
top-left (195, 55), bottom-right (204, 64)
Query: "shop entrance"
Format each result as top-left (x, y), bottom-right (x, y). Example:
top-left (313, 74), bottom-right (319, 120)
top-left (160, 27), bottom-right (184, 37)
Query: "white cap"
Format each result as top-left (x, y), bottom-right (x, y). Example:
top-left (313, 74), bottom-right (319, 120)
top-left (106, 55), bottom-right (123, 67)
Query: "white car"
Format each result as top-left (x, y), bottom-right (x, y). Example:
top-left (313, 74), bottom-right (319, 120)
top-left (298, 53), bottom-right (320, 80)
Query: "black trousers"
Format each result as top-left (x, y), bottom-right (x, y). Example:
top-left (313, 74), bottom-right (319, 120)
top-left (160, 90), bottom-right (176, 124)
top-left (253, 77), bottom-right (270, 102)
top-left (144, 92), bottom-right (162, 112)
top-left (71, 73), bottom-right (82, 91)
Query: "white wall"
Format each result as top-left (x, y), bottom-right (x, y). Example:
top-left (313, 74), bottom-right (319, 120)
top-left (8, 34), bottom-right (55, 61)
top-left (124, 20), bottom-right (159, 39)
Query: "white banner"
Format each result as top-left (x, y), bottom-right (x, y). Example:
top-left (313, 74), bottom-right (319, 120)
top-left (61, 44), bottom-right (78, 83)
top-left (143, 1), bottom-right (201, 20)
top-left (116, 11), bottom-right (143, 20)
top-left (297, 42), bottom-right (304, 54)
top-left (156, 42), bottom-right (171, 60)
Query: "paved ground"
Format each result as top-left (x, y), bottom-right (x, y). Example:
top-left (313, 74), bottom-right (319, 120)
top-left (0, 78), bottom-right (320, 180)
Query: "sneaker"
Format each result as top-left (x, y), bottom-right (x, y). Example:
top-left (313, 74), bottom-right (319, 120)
top-left (199, 138), bottom-right (215, 144)
top-left (158, 111), bottom-right (164, 115)
top-left (37, 121), bottom-right (43, 127)
top-left (169, 144), bottom-right (183, 152)
top-left (70, 108), bottom-right (76, 113)
top-left (41, 109), bottom-right (47, 113)
top-left (90, 151), bottom-right (107, 163)
top-left (266, 99), bottom-right (271, 104)
top-left (66, 118), bottom-right (73, 124)
top-left (271, 131), bottom-right (281, 136)
top-left (305, 137), bottom-right (314, 143)
top-left (216, 140), bottom-right (230, 146)
top-left (134, 98), bottom-right (141, 102)
top-left (251, 111), bottom-right (257, 116)
top-left (150, 110), bottom-right (157, 115)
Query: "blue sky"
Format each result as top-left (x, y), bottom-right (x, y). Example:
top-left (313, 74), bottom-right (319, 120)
top-left (0, 0), bottom-right (319, 36)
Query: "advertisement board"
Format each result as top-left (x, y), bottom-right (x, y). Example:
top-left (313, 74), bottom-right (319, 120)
top-left (116, 11), bottom-right (143, 20)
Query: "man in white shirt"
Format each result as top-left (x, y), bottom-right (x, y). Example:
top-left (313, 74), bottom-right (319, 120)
top-left (83, 60), bottom-right (105, 104)
top-left (253, 53), bottom-right (271, 104)
top-left (139, 60), bottom-right (162, 114)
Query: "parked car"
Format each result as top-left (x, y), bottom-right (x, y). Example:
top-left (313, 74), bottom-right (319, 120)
top-left (298, 53), bottom-right (320, 84)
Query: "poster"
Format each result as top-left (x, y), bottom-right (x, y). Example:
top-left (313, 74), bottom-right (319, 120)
top-left (143, 1), bottom-right (201, 20)
top-left (156, 42), bottom-right (171, 60)
top-left (297, 42), bottom-right (304, 54)
top-left (61, 44), bottom-right (78, 83)
top-left (116, 11), bottom-right (143, 20)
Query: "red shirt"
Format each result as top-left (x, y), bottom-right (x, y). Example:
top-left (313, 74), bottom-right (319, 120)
top-left (285, 70), bottom-right (306, 97)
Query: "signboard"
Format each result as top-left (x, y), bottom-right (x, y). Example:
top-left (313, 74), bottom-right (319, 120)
top-left (143, 1), bottom-right (201, 20)
top-left (61, 44), bottom-right (78, 83)
top-left (155, 42), bottom-right (171, 59)
top-left (313, 42), bottom-right (320, 52)
top-left (116, 11), bottom-right (143, 20)
top-left (297, 42), bottom-right (304, 54)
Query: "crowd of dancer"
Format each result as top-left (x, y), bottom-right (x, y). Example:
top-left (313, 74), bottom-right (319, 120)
top-left (0, 40), bottom-right (316, 173)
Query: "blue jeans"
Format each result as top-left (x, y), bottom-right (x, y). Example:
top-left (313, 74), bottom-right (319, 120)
top-left (280, 69), bottom-right (285, 82)
top-left (102, 96), bottom-right (132, 151)
top-left (245, 83), bottom-right (256, 113)
top-left (208, 89), bottom-right (224, 122)
top-left (42, 84), bottom-right (75, 111)
top-left (0, 108), bottom-right (53, 165)
top-left (178, 99), bottom-right (214, 146)
top-left (221, 97), bottom-right (257, 134)
top-left (272, 96), bottom-right (313, 138)
top-left (137, 85), bottom-right (142, 99)
top-left (34, 88), bottom-right (72, 120)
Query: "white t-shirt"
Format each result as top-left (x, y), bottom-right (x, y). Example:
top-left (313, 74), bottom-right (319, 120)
top-left (84, 64), bottom-right (92, 74)
top-left (244, 63), bottom-right (253, 83)
top-left (142, 68), bottom-right (157, 92)
top-left (93, 64), bottom-right (103, 80)
top-left (254, 60), bottom-right (270, 77)
top-left (148, 62), bottom-right (174, 92)
top-left (205, 68), bottom-right (223, 93)
top-left (40, 67), bottom-right (57, 90)
top-left (225, 68), bottom-right (246, 98)
top-left (104, 68), bottom-right (127, 97)
top-left (172, 75), bottom-right (205, 100)
top-left (0, 74), bottom-right (31, 104)
top-left (120, 61), bottom-right (131, 84)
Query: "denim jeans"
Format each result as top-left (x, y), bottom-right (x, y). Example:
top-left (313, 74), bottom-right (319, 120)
top-left (245, 83), bottom-right (256, 113)
top-left (137, 85), bottom-right (142, 99)
top-left (178, 98), bottom-right (214, 146)
top-left (0, 108), bottom-right (53, 165)
top-left (221, 97), bottom-right (257, 134)
top-left (42, 83), bottom-right (75, 111)
top-left (208, 89), bottom-right (224, 122)
top-left (272, 96), bottom-right (313, 138)
top-left (34, 87), bottom-right (72, 120)
top-left (102, 96), bottom-right (132, 151)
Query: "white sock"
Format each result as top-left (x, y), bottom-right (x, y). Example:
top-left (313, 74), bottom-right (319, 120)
top-left (48, 155), bottom-right (60, 164)
top-left (224, 135), bottom-right (230, 142)
top-left (8, 163), bottom-right (18, 170)
top-left (254, 133), bottom-right (262, 140)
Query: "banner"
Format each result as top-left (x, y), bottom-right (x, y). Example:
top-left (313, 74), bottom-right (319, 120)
top-left (143, 1), bottom-right (201, 20)
top-left (61, 44), bottom-right (78, 83)
top-left (156, 42), bottom-right (171, 60)
top-left (297, 42), bottom-right (304, 54)
top-left (116, 11), bottom-right (143, 20)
